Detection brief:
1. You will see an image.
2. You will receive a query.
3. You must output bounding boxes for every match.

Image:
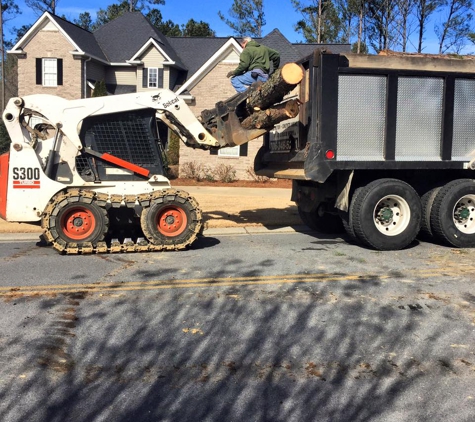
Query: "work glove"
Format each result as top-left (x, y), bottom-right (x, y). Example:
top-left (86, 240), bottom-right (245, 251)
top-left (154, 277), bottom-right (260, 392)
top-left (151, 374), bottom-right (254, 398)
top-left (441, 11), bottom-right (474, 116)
top-left (226, 71), bottom-right (234, 78)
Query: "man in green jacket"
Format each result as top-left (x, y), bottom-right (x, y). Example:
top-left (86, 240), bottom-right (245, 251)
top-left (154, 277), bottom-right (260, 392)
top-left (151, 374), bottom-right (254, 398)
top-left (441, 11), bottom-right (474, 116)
top-left (227, 37), bottom-right (280, 93)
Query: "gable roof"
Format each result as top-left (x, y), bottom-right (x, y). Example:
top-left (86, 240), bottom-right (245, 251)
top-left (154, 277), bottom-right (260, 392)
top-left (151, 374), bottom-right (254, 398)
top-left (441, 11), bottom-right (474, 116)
top-left (53, 15), bottom-right (107, 61)
top-left (257, 28), bottom-right (351, 63)
top-left (175, 38), bottom-right (242, 95)
top-left (168, 37), bottom-right (229, 77)
top-left (9, 12), bottom-right (108, 62)
top-left (258, 28), bottom-right (302, 64)
top-left (94, 12), bottom-right (185, 68)
top-left (293, 43), bottom-right (352, 58)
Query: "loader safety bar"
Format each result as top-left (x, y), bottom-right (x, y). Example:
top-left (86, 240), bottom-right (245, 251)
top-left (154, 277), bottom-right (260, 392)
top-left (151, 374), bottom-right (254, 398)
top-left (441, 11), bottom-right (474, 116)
top-left (84, 148), bottom-right (151, 178)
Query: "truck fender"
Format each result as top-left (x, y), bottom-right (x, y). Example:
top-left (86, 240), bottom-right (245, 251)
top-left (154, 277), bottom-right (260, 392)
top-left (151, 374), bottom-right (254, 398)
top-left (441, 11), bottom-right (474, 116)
top-left (291, 170), bottom-right (354, 213)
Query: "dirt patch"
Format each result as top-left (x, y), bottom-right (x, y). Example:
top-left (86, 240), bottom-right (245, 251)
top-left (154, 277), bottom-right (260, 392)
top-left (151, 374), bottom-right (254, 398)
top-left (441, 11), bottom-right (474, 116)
top-left (0, 220), bottom-right (42, 234)
top-left (0, 178), bottom-right (298, 233)
top-left (171, 178), bottom-right (292, 189)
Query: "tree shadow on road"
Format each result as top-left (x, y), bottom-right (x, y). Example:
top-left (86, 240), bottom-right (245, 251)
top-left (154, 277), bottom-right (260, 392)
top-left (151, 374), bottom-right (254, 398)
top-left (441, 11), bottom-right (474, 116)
top-left (0, 254), bottom-right (474, 421)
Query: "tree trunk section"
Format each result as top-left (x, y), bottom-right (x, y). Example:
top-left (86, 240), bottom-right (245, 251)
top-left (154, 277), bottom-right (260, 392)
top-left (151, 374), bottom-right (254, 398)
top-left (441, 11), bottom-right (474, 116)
top-left (241, 99), bottom-right (300, 130)
top-left (247, 63), bottom-right (304, 111)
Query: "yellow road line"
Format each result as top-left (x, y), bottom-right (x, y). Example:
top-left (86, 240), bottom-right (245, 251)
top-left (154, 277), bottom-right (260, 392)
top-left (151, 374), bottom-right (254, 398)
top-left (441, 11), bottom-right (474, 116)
top-left (0, 273), bottom-right (375, 295)
top-left (0, 266), bottom-right (473, 296)
top-left (0, 273), bottom-right (357, 292)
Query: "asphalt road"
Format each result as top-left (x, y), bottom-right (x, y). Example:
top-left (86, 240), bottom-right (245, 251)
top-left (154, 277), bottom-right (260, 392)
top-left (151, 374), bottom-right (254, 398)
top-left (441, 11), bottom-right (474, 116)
top-left (0, 230), bottom-right (474, 422)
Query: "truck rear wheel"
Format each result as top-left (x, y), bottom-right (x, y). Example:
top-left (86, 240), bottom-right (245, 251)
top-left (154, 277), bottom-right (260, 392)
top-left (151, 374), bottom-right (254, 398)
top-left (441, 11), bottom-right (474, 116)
top-left (140, 189), bottom-right (202, 249)
top-left (430, 179), bottom-right (475, 248)
top-left (340, 186), bottom-right (366, 243)
top-left (351, 179), bottom-right (421, 250)
top-left (419, 187), bottom-right (441, 239)
top-left (298, 203), bottom-right (344, 234)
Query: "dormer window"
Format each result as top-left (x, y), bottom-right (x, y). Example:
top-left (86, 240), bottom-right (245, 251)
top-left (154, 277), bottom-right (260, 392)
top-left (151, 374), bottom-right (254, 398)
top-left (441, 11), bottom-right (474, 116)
top-left (148, 68), bottom-right (158, 88)
top-left (142, 67), bottom-right (164, 89)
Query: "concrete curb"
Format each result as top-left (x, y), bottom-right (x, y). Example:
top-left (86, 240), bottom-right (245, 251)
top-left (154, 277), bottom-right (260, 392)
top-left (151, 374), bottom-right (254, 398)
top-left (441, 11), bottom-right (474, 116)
top-left (0, 225), bottom-right (311, 242)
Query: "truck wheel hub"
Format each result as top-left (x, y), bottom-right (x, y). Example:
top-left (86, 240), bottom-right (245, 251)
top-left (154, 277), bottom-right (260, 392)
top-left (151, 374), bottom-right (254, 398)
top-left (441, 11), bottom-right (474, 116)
top-left (455, 206), bottom-right (470, 222)
top-left (377, 207), bottom-right (394, 223)
top-left (73, 217), bottom-right (84, 227)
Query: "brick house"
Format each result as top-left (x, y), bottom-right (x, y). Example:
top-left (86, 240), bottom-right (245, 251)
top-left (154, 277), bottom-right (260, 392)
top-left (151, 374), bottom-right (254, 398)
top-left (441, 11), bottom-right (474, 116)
top-left (8, 11), bottom-right (350, 179)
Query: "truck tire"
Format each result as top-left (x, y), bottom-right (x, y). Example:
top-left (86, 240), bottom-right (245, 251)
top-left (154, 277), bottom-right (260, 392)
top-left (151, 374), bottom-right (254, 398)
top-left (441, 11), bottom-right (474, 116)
top-left (351, 179), bottom-right (421, 250)
top-left (430, 179), bottom-right (475, 248)
top-left (141, 190), bottom-right (202, 249)
top-left (298, 203), bottom-right (344, 234)
top-left (339, 186), bottom-right (365, 243)
top-left (419, 187), bottom-right (441, 239)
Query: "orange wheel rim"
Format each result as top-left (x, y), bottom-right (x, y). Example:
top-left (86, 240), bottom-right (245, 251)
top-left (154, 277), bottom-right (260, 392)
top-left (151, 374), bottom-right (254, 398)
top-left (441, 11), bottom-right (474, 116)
top-left (156, 206), bottom-right (187, 236)
top-left (60, 206), bottom-right (96, 240)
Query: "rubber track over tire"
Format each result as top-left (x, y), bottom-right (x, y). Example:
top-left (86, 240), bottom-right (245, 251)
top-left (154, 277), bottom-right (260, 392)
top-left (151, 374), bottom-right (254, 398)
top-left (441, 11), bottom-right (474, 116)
top-left (41, 188), bottom-right (203, 255)
top-left (140, 189), bottom-right (202, 250)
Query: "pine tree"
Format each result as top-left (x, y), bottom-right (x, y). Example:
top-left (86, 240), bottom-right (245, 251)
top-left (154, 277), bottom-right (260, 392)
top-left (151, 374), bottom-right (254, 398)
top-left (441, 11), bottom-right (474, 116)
top-left (218, 0), bottom-right (266, 37)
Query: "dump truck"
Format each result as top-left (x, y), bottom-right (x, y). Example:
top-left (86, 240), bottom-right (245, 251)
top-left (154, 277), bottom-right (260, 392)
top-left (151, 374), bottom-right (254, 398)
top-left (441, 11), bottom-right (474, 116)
top-left (1, 50), bottom-right (475, 253)
top-left (254, 50), bottom-right (475, 250)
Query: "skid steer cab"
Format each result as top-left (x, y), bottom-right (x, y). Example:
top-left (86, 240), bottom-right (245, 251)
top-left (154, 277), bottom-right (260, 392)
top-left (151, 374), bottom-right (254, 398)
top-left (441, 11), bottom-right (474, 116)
top-left (0, 91), bottom-right (222, 254)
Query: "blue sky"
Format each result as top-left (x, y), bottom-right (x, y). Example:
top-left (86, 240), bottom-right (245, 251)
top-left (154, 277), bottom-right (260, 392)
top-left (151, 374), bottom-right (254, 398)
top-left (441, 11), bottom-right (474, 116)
top-left (3, 0), bottom-right (469, 54)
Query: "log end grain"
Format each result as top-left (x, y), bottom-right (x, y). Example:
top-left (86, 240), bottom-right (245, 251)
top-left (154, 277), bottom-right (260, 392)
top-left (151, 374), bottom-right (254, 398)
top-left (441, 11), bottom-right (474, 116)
top-left (281, 63), bottom-right (304, 85)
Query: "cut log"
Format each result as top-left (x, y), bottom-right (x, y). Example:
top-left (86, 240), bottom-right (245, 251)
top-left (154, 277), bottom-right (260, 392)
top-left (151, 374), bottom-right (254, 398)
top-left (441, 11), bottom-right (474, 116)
top-left (247, 63), bottom-right (304, 111)
top-left (241, 99), bottom-right (300, 130)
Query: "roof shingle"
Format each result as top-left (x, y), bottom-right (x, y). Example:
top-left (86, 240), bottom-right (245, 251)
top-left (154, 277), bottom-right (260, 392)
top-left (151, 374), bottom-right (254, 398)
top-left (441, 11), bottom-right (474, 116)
top-left (50, 14), bottom-right (107, 62)
top-left (93, 12), bottom-right (185, 68)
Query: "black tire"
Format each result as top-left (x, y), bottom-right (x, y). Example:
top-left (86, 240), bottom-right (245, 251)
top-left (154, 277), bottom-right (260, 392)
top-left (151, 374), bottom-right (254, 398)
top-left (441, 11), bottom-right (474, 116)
top-left (54, 199), bottom-right (108, 244)
top-left (140, 190), bottom-right (201, 248)
top-left (419, 187), bottom-right (441, 239)
top-left (298, 203), bottom-right (344, 234)
top-left (339, 186), bottom-right (365, 243)
top-left (430, 179), bottom-right (475, 248)
top-left (351, 179), bottom-right (421, 251)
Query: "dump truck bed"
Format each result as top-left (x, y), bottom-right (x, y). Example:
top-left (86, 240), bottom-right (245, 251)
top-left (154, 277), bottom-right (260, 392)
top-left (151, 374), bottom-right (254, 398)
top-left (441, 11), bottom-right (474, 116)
top-left (255, 50), bottom-right (475, 182)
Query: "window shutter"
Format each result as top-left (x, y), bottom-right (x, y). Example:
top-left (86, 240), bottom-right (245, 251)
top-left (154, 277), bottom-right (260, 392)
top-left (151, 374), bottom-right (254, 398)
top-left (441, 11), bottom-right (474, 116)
top-left (158, 68), bottom-right (164, 88)
top-left (57, 59), bottom-right (63, 86)
top-left (142, 68), bottom-right (148, 88)
top-left (36, 58), bottom-right (42, 85)
top-left (239, 142), bottom-right (248, 156)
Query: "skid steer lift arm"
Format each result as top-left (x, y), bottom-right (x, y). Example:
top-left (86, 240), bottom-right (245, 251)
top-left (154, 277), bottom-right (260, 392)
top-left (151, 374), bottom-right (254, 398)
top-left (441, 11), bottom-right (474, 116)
top-left (3, 88), bottom-right (268, 154)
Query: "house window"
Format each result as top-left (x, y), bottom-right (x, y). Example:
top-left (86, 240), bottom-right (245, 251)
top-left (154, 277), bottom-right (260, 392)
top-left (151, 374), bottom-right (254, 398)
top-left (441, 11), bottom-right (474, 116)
top-left (218, 146), bottom-right (240, 157)
top-left (142, 67), bottom-right (164, 88)
top-left (43, 58), bottom-right (57, 86)
top-left (148, 68), bottom-right (158, 88)
top-left (36, 58), bottom-right (63, 86)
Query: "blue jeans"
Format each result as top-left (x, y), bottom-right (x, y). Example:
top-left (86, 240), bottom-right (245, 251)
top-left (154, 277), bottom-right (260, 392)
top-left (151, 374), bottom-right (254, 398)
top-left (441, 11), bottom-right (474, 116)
top-left (231, 70), bottom-right (269, 93)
